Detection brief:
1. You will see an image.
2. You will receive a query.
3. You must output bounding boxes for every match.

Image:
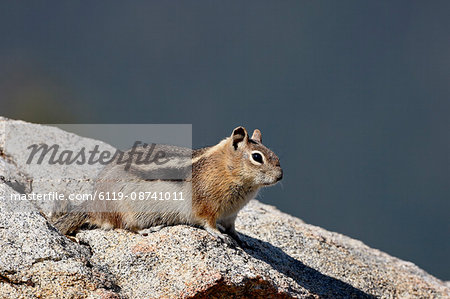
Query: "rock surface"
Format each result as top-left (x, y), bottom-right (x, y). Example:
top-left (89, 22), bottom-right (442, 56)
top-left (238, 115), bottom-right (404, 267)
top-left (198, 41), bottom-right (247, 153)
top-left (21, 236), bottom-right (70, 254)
top-left (0, 117), bottom-right (449, 298)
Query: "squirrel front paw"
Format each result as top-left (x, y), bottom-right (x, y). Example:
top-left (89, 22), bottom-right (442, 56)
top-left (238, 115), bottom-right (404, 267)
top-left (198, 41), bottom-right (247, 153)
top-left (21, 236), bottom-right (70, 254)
top-left (204, 225), bottom-right (238, 247)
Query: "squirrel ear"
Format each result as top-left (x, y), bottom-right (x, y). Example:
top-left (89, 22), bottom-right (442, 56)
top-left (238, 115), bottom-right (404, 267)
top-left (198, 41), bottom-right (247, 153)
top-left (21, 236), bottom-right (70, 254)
top-left (231, 126), bottom-right (248, 150)
top-left (251, 129), bottom-right (262, 143)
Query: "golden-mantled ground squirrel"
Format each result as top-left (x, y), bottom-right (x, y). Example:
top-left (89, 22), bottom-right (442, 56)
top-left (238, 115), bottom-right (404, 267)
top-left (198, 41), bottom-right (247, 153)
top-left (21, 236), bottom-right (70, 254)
top-left (54, 126), bottom-right (282, 246)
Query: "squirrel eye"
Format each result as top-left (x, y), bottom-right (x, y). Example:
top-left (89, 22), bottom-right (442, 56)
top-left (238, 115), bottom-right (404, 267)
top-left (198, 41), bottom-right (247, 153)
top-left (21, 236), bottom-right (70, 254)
top-left (251, 152), bottom-right (263, 164)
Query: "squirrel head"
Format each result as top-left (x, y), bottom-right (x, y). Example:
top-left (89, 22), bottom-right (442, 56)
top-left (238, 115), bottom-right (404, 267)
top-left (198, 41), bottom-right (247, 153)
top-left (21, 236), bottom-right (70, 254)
top-left (229, 126), bottom-right (283, 187)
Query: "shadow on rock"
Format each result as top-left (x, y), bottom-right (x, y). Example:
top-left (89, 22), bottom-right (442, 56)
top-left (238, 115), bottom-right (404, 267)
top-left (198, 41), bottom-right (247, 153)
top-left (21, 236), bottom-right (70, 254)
top-left (239, 233), bottom-right (376, 298)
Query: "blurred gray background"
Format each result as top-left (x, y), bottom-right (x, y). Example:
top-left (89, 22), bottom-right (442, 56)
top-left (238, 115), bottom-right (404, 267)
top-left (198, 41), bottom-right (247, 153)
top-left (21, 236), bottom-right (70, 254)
top-left (1, 1), bottom-right (449, 280)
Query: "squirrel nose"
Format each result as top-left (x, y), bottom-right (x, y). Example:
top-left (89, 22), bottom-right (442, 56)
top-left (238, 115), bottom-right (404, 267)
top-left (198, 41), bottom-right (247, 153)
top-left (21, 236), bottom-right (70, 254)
top-left (276, 169), bottom-right (283, 181)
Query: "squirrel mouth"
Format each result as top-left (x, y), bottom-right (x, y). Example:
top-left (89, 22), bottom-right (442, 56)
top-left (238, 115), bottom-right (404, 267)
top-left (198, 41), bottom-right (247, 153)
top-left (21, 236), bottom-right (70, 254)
top-left (275, 171), bottom-right (283, 182)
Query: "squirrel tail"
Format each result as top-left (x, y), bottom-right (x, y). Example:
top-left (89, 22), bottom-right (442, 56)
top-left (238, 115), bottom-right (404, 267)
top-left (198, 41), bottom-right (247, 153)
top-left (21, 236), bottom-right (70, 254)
top-left (53, 211), bottom-right (89, 235)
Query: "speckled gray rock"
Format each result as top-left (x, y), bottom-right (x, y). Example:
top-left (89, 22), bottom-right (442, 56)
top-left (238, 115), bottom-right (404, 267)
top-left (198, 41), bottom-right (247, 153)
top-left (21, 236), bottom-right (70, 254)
top-left (0, 184), bottom-right (119, 298)
top-left (0, 117), bottom-right (449, 298)
top-left (0, 117), bottom-right (114, 218)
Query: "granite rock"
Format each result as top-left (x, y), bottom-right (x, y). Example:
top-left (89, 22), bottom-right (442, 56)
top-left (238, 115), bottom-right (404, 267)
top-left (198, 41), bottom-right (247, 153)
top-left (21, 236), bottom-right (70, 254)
top-left (0, 117), bottom-right (449, 298)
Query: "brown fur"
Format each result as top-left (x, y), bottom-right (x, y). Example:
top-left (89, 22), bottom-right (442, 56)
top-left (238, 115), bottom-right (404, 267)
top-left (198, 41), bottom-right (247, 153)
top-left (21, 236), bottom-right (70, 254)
top-left (190, 127), bottom-right (281, 232)
top-left (53, 126), bottom-right (282, 244)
